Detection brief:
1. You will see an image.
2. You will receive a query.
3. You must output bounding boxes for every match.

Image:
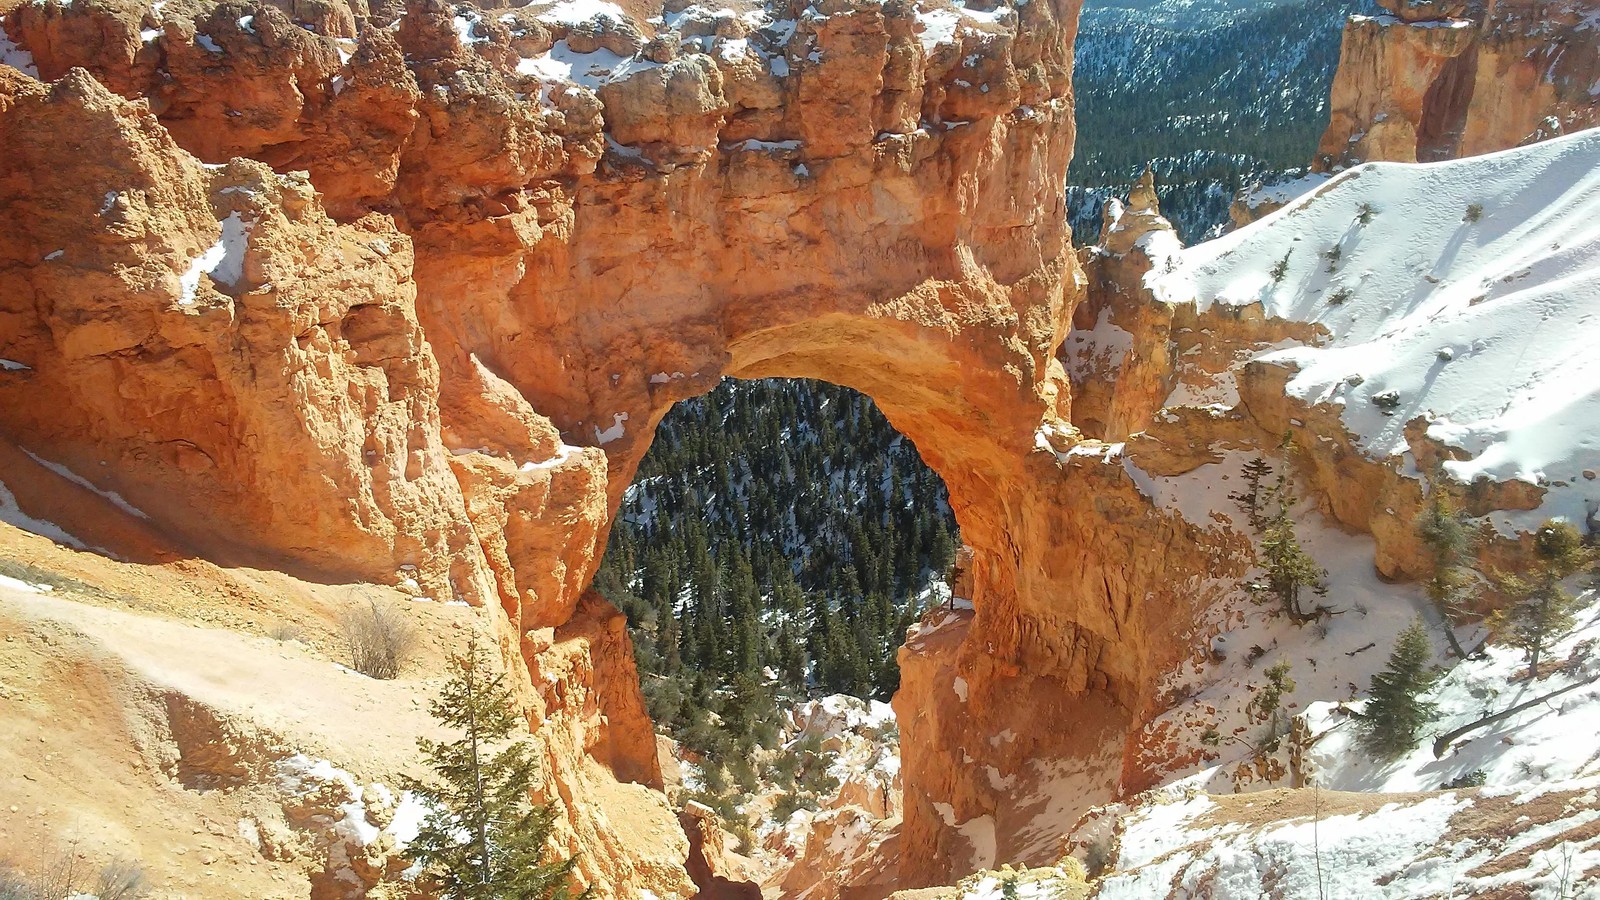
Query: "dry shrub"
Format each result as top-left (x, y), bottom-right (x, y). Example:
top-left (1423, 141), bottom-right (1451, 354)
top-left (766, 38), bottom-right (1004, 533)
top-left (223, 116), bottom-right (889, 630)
top-left (0, 852), bottom-right (148, 900)
top-left (340, 599), bottom-right (418, 679)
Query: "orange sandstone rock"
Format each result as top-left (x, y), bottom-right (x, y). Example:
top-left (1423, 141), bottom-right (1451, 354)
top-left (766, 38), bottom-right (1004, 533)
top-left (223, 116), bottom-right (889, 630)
top-left (1316, 0), bottom-right (1600, 170)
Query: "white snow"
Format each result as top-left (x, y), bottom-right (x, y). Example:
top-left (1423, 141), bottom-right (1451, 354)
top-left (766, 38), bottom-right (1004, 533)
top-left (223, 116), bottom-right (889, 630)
top-left (0, 24), bottom-right (39, 78)
top-left (452, 12), bottom-right (485, 45)
top-left (1303, 597), bottom-right (1600, 795)
top-left (274, 754), bottom-right (428, 851)
top-left (1239, 172), bottom-right (1330, 211)
top-left (729, 138), bottom-right (802, 152)
top-left (1099, 791), bottom-right (1471, 900)
top-left (593, 412), bottom-right (629, 445)
top-left (518, 443), bottom-right (585, 472)
top-left (0, 359), bottom-right (30, 371)
top-left (179, 212), bottom-right (250, 305)
top-left (1061, 306), bottom-right (1134, 380)
top-left (915, 8), bottom-right (960, 50)
top-left (516, 41), bottom-right (638, 89)
top-left (1150, 127), bottom-right (1600, 535)
top-left (196, 32), bottom-right (223, 53)
top-left (21, 449), bottom-right (150, 520)
top-left (0, 573), bottom-right (53, 594)
top-left (532, 0), bottom-right (626, 26)
top-left (0, 479), bottom-right (90, 551)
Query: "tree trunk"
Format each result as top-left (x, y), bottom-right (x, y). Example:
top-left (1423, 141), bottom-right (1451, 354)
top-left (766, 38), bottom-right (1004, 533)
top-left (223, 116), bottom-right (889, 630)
top-left (1433, 672), bottom-right (1600, 758)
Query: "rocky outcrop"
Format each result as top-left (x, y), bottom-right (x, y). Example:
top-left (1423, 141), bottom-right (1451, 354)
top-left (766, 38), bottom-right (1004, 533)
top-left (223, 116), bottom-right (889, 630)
top-left (1315, 0), bottom-right (1600, 169)
top-left (1065, 169), bottom-right (1181, 441)
top-left (680, 802), bottom-right (761, 900)
top-left (3, 0), bottom-right (1203, 890)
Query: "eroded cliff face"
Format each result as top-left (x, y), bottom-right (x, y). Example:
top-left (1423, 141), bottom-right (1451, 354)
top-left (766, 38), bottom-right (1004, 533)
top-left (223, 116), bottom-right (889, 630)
top-left (1315, 0), bottom-right (1600, 170)
top-left (0, 0), bottom-right (1232, 891)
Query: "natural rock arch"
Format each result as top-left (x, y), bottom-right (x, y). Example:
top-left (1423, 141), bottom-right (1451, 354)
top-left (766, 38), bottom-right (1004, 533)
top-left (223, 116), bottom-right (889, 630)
top-left (0, 0), bottom-right (1222, 887)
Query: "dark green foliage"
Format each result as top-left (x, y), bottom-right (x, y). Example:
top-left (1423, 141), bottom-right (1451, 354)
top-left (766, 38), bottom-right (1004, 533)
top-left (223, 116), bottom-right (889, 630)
top-left (1270, 250), bottom-right (1293, 283)
top-left (1255, 472), bottom-right (1329, 623)
top-left (1416, 490), bottom-right (1476, 658)
top-left (1489, 520), bottom-right (1595, 678)
top-left (1358, 619), bottom-right (1440, 759)
top-left (1356, 202), bottom-right (1375, 225)
top-left (1229, 456), bottom-right (1274, 530)
top-left (405, 637), bottom-right (582, 900)
top-left (1067, 0), bottom-right (1373, 243)
top-left (596, 377), bottom-right (959, 784)
top-left (1464, 203), bottom-right (1484, 223)
top-left (1249, 659), bottom-right (1296, 752)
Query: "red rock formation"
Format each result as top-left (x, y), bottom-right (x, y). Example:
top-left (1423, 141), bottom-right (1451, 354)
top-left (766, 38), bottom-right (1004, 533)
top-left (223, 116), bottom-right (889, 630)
top-left (0, 0), bottom-right (1252, 892)
top-left (680, 802), bottom-right (762, 900)
top-left (1316, 0), bottom-right (1600, 170)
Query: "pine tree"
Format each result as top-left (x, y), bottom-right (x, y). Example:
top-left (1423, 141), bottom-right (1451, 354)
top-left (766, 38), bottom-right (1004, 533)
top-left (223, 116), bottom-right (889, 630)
top-left (1358, 619), bottom-right (1440, 759)
top-left (1256, 477), bottom-right (1327, 623)
top-left (1489, 520), bottom-right (1595, 679)
top-left (1416, 490), bottom-right (1475, 658)
top-left (1229, 456), bottom-right (1274, 529)
top-left (405, 636), bottom-right (584, 900)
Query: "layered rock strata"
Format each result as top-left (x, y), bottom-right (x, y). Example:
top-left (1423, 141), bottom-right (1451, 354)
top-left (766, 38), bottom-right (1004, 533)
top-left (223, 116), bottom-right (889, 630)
top-left (0, 0), bottom-right (1229, 890)
top-left (1316, 0), bottom-right (1600, 169)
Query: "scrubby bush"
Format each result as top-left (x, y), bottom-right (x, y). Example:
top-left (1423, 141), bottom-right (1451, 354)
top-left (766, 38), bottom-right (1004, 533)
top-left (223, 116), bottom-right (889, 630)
top-left (340, 599), bottom-right (418, 679)
top-left (0, 855), bottom-right (148, 900)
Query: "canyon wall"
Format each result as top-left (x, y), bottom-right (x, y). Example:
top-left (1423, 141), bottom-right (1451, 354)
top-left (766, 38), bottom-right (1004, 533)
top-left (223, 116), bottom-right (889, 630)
top-left (0, 0), bottom-right (1236, 890)
top-left (1315, 0), bottom-right (1600, 170)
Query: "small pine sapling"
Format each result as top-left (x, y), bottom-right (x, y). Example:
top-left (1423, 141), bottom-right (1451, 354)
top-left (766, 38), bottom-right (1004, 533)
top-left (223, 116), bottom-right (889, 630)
top-left (1248, 660), bottom-right (1296, 752)
top-left (1270, 250), bottom-right (1292, 283)
top-left (1228, 456), bottom-right (1275, 530)
top-left (1489, 520), bottom-right (1595, 679)
top-left (1416, 489), bottom-right (1477, 658)
top-left (405, 636), bottom-right (585, 900)
top-left (1256, 473), bottom-right (1330, 624)
top-left (1357, 618), bottom-right (1440, 759)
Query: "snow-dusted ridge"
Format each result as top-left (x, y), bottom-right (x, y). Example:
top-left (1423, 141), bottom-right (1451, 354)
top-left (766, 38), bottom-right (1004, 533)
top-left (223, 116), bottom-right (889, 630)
top-left (1151, 127), bottom-right (1600, 534)
top-left (1152, 128), bottom-right (1600, 531)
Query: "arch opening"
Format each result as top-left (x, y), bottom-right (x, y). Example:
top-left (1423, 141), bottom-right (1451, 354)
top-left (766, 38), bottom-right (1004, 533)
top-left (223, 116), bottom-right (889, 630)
top-left (593, 375), bottom-right (964, 858)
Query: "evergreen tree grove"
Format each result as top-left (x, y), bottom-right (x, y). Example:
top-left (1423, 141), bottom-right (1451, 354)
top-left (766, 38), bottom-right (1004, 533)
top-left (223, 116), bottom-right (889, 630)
top-left (1358, 619), bottom-right (1440, 759)
top-left (405, 637), bottom-right (584, 900)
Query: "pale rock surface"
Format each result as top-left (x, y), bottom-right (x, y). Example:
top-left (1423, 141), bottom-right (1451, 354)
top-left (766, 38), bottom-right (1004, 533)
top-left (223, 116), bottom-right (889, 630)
top-left (1316, 0), bottom-right (1600, 170)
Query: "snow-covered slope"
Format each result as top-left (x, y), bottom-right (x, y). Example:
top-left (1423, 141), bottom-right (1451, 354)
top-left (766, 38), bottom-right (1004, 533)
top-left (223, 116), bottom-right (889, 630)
top-left (1151, 127), bottom-right (1600, 534)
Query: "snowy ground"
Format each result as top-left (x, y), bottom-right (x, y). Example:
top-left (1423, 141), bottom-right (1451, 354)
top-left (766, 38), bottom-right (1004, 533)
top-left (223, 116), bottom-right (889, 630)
top-left (1035, 129), bottom-right (1600, 897)
top-left (1151, 128), bottom-right (1600, 535)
